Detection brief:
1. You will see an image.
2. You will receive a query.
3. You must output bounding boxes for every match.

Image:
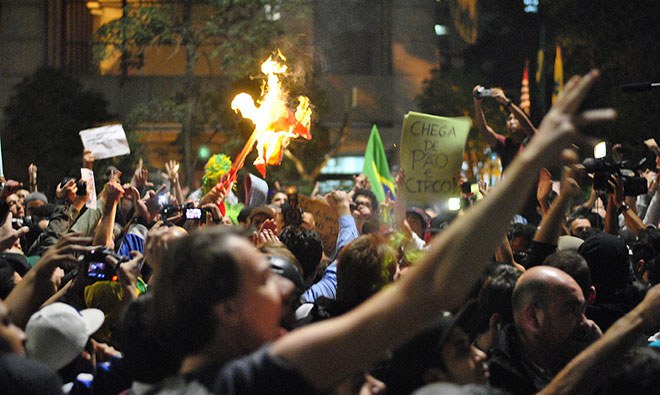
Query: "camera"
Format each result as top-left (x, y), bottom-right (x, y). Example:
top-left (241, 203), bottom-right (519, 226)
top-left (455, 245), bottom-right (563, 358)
top-left (582, 142), bottom-right (648, 196)
top-left (61, 177), bottom-right (87, 196)
top-left (83, 247), bottom-right (128, 280)
top-left (185, 207), bottom-right (208, 221)
top-left (473, 87), bottom-right (494, 99)
top-left (161, 204), bottom-right (184, 218)
top-left (12, 217), bottom-right (24, 229)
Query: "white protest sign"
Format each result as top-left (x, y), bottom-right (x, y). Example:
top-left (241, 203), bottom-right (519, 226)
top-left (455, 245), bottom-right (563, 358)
top-left (399, 112), bottom-right (471, 205)
top-left (80, 168), bottom-right (97, 210)
top-left (79, 125), bottom-right (130, 160)
top-left (0, 134), bottom-right (4, 176)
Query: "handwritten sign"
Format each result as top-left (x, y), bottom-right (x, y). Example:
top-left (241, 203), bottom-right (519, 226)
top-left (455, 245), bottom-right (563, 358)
top-left (0, 134), bottom-right (4, 176)
top-left (79, 125), bottom-right (130, 160)
top-left (299, 195), bottom-right (338, 258)
top-left (80, 168), bottom-right (97, 210)
top-left (399, 112), bottom-right (471, 205)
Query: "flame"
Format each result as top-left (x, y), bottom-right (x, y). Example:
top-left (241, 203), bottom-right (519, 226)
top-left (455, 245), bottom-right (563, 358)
top-left (231, 51), bottom-right (312, 177)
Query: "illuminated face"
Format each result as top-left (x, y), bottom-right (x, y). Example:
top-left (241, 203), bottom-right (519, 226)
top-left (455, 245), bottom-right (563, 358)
top-left (506, 114), bottom-right (525, 140)
top-left (438, 327), bottom-right (489, 385)
top-left (229, 237), bottom-right (294, 352)
top-left (352, 194), bottom-right (374, 220)
top-left (537, 280), bottom-right (591, 361)
top-left (270, 192), bottom-right (288, 208)
top-left (570, 218), bottom-right (591, 236)
top-left (6, 194), bottom-right (24, 219)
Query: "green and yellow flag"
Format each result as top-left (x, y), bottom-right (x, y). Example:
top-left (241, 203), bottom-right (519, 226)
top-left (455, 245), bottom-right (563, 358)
top-left (363, 125), bottom-right (395, 202)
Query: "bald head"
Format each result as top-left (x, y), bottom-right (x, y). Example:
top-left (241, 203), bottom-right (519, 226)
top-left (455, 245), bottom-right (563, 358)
top-left (167, 226), bottom-right (188, 239)
top-left (511, 266), bottom-right (597, 369)
top-left (512, 266), bottom-right (583, 316)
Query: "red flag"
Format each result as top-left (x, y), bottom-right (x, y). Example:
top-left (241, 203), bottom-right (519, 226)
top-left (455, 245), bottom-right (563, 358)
top-left (520, 60), bottom-right (531, 115)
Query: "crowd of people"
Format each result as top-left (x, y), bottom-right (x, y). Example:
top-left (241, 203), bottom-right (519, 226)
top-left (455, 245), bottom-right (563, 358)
top-left (1, 70), bottom-right (660, 395)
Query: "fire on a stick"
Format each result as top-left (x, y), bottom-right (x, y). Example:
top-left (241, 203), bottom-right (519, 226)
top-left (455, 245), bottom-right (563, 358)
top-left (215, 51), bottom-right (312, 196)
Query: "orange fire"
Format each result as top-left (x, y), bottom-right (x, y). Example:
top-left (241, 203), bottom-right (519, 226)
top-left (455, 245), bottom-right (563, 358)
top-left (230, 51), bottom-right (312, 177)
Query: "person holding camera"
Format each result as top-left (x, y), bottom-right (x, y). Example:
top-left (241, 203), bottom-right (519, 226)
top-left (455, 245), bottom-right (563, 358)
top-left (25, 177), bottom-right (91, 258)
top-left (473, 86), bottom-right (541, 225)
top-left (473, 85), bottom-right (537, 170)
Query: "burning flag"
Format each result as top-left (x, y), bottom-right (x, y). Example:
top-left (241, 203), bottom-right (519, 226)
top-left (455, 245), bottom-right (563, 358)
top-left (230, 51), bottom-right (312, 178)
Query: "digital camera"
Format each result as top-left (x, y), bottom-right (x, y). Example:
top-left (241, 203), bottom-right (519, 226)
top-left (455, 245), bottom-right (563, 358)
top-left (83, 247), bottom-right (128, 280)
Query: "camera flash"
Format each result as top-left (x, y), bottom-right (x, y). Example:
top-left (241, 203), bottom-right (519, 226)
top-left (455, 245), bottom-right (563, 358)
top-left (447, 198), bottom-right (461, 211)
top-left (594, 141), bottom-right (608, 159)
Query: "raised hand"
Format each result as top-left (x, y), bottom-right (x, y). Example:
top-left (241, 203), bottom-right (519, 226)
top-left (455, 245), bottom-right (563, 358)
top-left (28, 163), bottom-right (38, 191)
top-left (103, 181), bottom-right (125, 205)
top-left (130, 185), bottom-right (166, 223)
top-left (537, 168), bottom-right (553, 212)
top-left (0, 212), bottom-right (29, 252)
top-left (131, 158), bottom-right (153, 190)
top-left (326, 190), bottom-right (351, 216)
top-left (164, 160), bottom-right (180, 183)
top-left (83, 150), bottom-right (95, 170)
top-left (56, 179), bottom-right (76, 201)
top-left (530, 71), bottom-right (615, 165)
top-left (114, 251), bottom-right (144, 301)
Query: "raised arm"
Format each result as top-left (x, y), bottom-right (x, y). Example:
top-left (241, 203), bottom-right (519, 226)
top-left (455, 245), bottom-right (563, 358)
top-left (165, 160), bottom-right (185, 205)
top-left (605, 175), bottom-right (647, 236)
top-left (492, 88), bottom-right (537, 138)
top-left (5, 234), bottom-right (94, 328)
top-left (534, 166), bottom-right (580, 245)
top-left (541, 283), bottom-right (660, 395)
top-left (272, 71), bottom-right (612, 390)
top-left (92, 181), bottom-right (124, 248)
top-left (28, 163), bottom-right (38, 193)
top-left (472, 85), bottom-right (502, 149)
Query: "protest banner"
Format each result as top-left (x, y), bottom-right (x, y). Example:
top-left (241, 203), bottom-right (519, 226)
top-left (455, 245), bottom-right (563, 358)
top-left (298, 195), bottom-right (338, 258)
top-left (80, 168), bottom-right (97, 210)
top-left (79, 125), bottom-right (131, 160)
top-left (0, 134), bottom-right (4, 176)
top-left (399, 112), bottom-right (471, 205)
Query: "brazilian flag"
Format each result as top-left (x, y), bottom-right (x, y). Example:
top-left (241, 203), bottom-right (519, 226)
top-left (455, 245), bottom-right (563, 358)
top-left (363, 125), bottom-right (395, 202)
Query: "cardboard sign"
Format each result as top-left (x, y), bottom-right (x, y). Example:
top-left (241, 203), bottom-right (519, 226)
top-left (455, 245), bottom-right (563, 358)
top-left (299, 195), bottom-right (339, 258)
top-left (80, 168), bottom-right (97, 210)
top-left (79, 125), bottom-right (131, 160)
top-left (399, 112), bottom-right (471, 205)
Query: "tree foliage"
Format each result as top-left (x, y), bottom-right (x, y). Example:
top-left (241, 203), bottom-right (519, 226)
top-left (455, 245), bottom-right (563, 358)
top-left (92, 0), bottom-right (311, 186)
top-left (92, 0), bottom-right (295, 79)
top-left (3, 67), bottom-right (113, 192)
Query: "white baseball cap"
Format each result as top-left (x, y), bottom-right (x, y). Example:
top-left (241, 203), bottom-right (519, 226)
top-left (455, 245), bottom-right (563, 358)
top-left (25, 302), bottom-right (105, 371)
